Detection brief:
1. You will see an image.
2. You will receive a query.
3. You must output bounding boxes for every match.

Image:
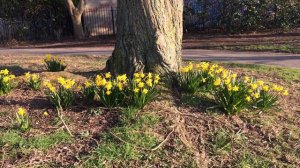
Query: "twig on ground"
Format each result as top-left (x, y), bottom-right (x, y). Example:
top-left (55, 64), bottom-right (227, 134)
top-left (1, 147), bottom-right (5, 168)
top-left (151, 129), bottom-right (174, 151)
top-left (56, 104), bottom-right (73, 137)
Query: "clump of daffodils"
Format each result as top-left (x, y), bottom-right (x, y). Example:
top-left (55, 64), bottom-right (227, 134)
top-left (177, 62), bottom-right (214, 94)
top-left (177, 62), bottom-right (289, 114)
top-left (44, 54), bottom-right (67, 72)
top-left (94, 73), bottom-right (127, 108)
top-left (25, 72), bottom-right (42, 90)
top-left (43, 77), bottom-right (75, 109)
top-left (81, 72), bottom-right (160, 109)
top-left (0, 69), bottom-right (15, 96)
top-left (243, 78), bottom-right (288, 111)
top-left (130, 72), bottom-right (160, 108)
top-left (16, 108), bottom-right (30, 132)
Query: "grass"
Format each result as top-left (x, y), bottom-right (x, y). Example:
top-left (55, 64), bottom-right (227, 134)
top-left (0, 55), bottom-right (299, 167)
top-left (82, 107), bottom-right (161, 167)
top-left (222, 62), bottom-right (300, 81)
top-left (209, 44), bottom-right (300, 54)
top-left (0, 130), bottom-right (72, 150)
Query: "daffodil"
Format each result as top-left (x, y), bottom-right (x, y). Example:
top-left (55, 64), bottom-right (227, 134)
top-left (85, 81), bottom-right (92, 88)
top-left (138, 82), bottom-right (145, 88)
top-left (43, 111), bottom-right (49, 116)
top-left (3, 76), bottom-right (10, 83)
top-left (0, 69), bottom-right (9, 75)
top-left (231, 73), bottom-right (237, 80)
top-left (134, 88), bottom-right (140, 93)
top-left (117, 82), bottom-right (123, 91)
top-left (134, 73), bottom-right (140, 78)
top-left (257, 80), bottom-right (264, 86)
top-left (250, 83), bottom-right (258, 90)
top-left (140, 73), bottom-right (145, 78)
top-left (142, 88), bottom-right (149, 94)
top-left (25, 72), bottom-right (31, 79)
top-left (18, 108), bottom-right (26, 116)
top-left (232, 85), bottom-right (239, 91)
top-left (105, 72), bottom-right (111, 79)
top-left (262, 85), bottom-right (269, 92)
top-left (245, 96), bottom-right (251, 102)
top-left (134, 78), bottom-right (142, 83)
top-left (181, 67), bottom-right (190, 73)
top-left (105, 82), bottom-right (113, 90)
top-left (224, 78), bottom-right (231, 85)
top-left (253, 93), bottom-right (260, 99)
top-left (106, 90), bottom-right (111, 95)
top-left (146, 79), bottom-right (153, 87)
top-left (283, 90), bottom-right (289, 96)
top-left (214, 78), bottom-right (221, 86)
top-left (244, 76), bottom-right (250, 83)
top-left (117, 74), bottom-right (127, 82)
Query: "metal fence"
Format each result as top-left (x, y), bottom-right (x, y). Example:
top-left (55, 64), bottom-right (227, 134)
top-left (83, 7), bottom-right (117, 37)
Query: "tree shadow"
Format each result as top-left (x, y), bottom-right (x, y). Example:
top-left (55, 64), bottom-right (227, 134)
top-left (71, 69), bottom-right (106, 79)
top-left (0, 65), bottom-right (44, 76)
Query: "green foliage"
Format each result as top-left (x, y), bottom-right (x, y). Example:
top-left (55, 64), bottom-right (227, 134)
top-left (235, 152), bottom-right (271, 168)
top-left (0, 130), bottom-right (72, 150)
top-left (176, 62), bottom-right (212, 94)
top-left (185, 0), bottom-right (300, 32)
top-left (15, 108), bottom-right (30, 132)
top-left (128, 73), bottom-right (160, 109)
top-left (210, 130), bottom-right (231, 156)
top-left (44, 55), bottom-right (67, 72)
top-left (0, 69), bottom-right (15, 96)
top-left (82, 107), bottom-right (160, 167)
top-left (27, 130), bottom-right (72, 150)
top-left (212, 77), bottom-right (251, 115)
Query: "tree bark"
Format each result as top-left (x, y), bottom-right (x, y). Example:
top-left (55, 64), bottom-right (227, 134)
top-left (66, 0), bottom-right (85, 39)
top-left (106, 0), bottom-right (183, 75)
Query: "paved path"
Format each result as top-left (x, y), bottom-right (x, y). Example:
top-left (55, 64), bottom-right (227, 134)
top-left (1, 46), bottom-right (299, 68)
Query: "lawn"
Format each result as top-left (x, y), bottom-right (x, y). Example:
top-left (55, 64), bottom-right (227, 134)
top-left (0, 54), bottom-right (299, 167)
top-left (183, 29), bottom-right (300, 54)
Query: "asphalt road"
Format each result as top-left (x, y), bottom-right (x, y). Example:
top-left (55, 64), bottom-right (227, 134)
top-left (1, 46), bottom-right (299, 68)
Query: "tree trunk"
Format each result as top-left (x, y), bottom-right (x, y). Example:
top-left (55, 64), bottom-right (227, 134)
top-left (66, 0), bottom-right (85, 39)
top-left (106, 0), bottom-right (183, 75)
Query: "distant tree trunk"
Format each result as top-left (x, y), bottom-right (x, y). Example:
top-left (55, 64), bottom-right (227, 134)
top-left (106, 0), bottom-right (183, 75)
top-left (66, 0), bottom-right (85, 39)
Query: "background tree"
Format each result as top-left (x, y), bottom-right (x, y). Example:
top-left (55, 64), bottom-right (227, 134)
top-left (106, 0), bottom-right (184, 75)
top-left (65, 0), bottom-right (86, 39)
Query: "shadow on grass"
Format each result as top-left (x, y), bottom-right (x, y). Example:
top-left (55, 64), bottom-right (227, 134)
top-left (71, 69), bottom-right (106, 79)
top-left (0, 65), bottom-right (44, 76)
top-left (180, 92), bottom-right (221, 113)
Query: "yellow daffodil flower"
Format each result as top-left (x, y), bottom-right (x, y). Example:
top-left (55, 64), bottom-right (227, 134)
top-left (257, 80), bottom-right (264, 86)
top-left (106, 90), bottom-right (111, 95)
top-left (25, 72), bottom-right (31, 79)
top-left (213, 78), bottom-right (221, 86)
top-left (105, 72), bottom-right (111, 79)
top-left (18, 108), bottom-right (26, 116)
top-left (262, 85), bottom-right (269, 92)
top-left (146, 79), bottom-right (153, 87)
top-left (138, 82), bottom-right (145, 88)
top-left (232, 85), bottom-right (239, 91)
top-left (43, 111), bottom-right (49, 116)
top-left (142, 88), bottom-right (149, 94)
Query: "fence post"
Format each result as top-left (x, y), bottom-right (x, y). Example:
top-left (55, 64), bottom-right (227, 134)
top-left (111, 6), bottom-right (116, 35)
